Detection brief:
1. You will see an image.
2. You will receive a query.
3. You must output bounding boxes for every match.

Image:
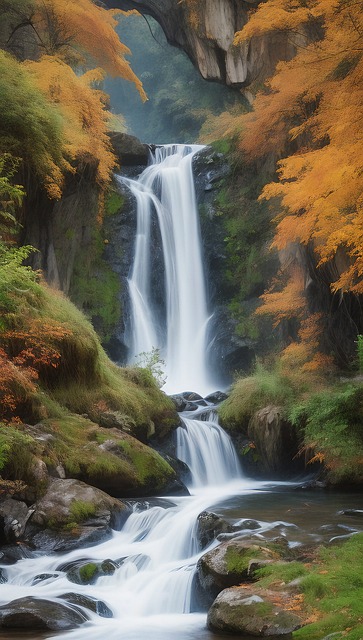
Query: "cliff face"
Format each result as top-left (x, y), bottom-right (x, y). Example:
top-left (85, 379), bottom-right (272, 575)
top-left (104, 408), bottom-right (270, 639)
top-left (105, 0), bottom-right (302, 89)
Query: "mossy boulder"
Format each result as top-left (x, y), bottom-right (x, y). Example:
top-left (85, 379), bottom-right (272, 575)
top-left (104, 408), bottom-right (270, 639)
top-left (196, 540), bottom-right (285, 603)
top-left (66, 559), bottom-right (116, 585)
top-left (28, 478), bottom-right (126, 531)
top-left (207, 587), bottom-right (302, 636)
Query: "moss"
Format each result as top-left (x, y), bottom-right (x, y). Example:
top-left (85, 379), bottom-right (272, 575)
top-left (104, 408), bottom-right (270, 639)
top-left (69, 500), bottom-right (97, 523)
top-left (78, 563), bottom-right (98, 584)
top-left (218, 363), bottom-right (295, 432)
top-left (69, 207), bottom-right (121, 343)
top-left (118, 439), bottom-right (175, 486)
top-left (104, 188), bottom-right (124, 216)
top-left (0, 425), bottom-right (39, 482)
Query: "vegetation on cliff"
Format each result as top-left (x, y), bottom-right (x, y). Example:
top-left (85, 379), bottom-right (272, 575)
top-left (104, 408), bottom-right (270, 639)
top-left (0, 0), bottom-right (179, 498)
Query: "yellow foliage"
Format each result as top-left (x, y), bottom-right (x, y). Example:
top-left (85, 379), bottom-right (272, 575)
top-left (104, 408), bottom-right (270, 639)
top-left (235, 0), bottom-right (363, 294)
top-left (32, 0), bottom-right (146, 100)
top-left (256, 268), bottom-right (306, 326)
top-left (25, 56), bottom-right (116, 191)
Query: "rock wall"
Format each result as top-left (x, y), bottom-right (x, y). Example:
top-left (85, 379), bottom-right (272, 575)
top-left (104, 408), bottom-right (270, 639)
top-left (105, 0), bottom-right (303, 89)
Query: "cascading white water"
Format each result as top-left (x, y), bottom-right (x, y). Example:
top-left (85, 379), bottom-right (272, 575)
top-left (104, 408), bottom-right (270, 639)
top-left (177, 411), bottom-right (241, 488)
top-left (0, 413), bottom-right (257, 640)
top-left (118, 144), bottom-right (216, 396)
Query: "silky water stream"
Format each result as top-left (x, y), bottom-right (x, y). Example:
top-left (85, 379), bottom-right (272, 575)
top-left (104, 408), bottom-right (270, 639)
top-left (1, 408), bottom-right (363, 640)
top-left (1, 145), bottom-right (362, 639)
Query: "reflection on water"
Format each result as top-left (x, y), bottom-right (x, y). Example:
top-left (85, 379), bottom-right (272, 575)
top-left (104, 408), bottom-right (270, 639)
top-left (212, 486), bottom-right (363, 546)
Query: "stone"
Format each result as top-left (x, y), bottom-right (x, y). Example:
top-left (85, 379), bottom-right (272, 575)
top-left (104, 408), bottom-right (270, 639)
top-left (207, 587), bottom-right (302, 636)
top-left (248, 406), bottom-right (300, 476)
top-left (28, 478), bottom-right (126, 530)
top-left (196, 540), bottom-right (283, 604)
top-left (169, 394), bottom-right (188, 412)
top-left (197, 511), bottom-right (234, 548)
top-left (109, 132), bottom-right (149, 166)
top-left (0, 499), bottom-right (32, 543)
top-left (204, 391), bottom-right (228, 404)
top-left (61, 593), bottom-right (113, 618)
top-left (238, 519), bottom-right (262, 531)
top-left (0, 597), bottom-right (89, 630)
top-left (29, 526), bottom-right (113, 554)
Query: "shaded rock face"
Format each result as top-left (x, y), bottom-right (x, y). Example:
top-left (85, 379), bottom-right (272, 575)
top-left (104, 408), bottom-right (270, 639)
top-left (193, 147), bottom-right (257, 381)
top-left (248, 406), bottom-right (301, 477)
top-left (207, 587), bottom-right (302, 636)
top-left (109, 132), bottom-right (149, 166)
top-left (105, 0), bottom-right (303, 89)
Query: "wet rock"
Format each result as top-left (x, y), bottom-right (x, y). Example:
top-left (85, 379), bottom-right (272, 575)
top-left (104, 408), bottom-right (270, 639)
top-left (0, 569), bottom-right (7, 584)
top-left (29, 525), bottom-right (113, 554)
top-left (0, 543), bottom-right (34, 565)
top-left (238, 519), bottom-right (262, 531)
top-left (61, 593), bottom-right (113, 618)
top-left (57, 557), bottom-right (118, 585)
top-left (207, 587), bottom-right (302, 636)
top-left (66, 559), bottom-right (117, 585)
top-left (32, 573), bottom-right (59, 585)
top-left (338, 509), bottom-right (363, 518)
top-left (0, 499), bottom-right (33, 543)
top-left (196, 540), bottom-right (284, 604)
top-left (0, 596), bottom-right (89, 630)
top-left (197, 511), bottom-right (234, 549)
top-left (169, 394), bottom-right (188, 412)
top-left (204, 391), bottom-right (228, 404)
top-left (184, 402), bottom-right (199, 412)
top-left (182, 392), bottom-right (203, 402)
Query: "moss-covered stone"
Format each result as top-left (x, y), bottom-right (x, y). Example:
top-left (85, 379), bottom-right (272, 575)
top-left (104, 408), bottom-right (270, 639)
top-left (207, 587), bottom-right (302, 636)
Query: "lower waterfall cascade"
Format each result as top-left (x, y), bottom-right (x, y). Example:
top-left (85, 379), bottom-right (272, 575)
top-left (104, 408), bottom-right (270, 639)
top-left (0, 408), bottom-right (261, 640)
top-left (118, 144), bottom-right (217, 397)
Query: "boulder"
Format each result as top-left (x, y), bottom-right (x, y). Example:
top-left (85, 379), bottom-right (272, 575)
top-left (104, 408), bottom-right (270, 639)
top-left (0, 499), bottom-right (33, 543)
top-left (65, 558), bottom-right (118, 585)
top-left (207, 587), bottom-right (302, 636)
top-left (29, 526), bottom-right (114, 554)
top-left (197, 511), bottom-right (234, 549)
top-left (109, 132), bottom-right (149, 166)
top-left (0, 597), bottom-right (88, 630)
top-left (196, 540), bottom-right (284, 603)
top-left (28, 478), bottom-right (126, 530)
top-left (248, 406), bottom-right (300, 476)
top-left (169, 394), bottom-right (188, 412)
top-left (61, 593), bottom-right (113, 618)
top-left (204, 391), bottom-right (228, 404)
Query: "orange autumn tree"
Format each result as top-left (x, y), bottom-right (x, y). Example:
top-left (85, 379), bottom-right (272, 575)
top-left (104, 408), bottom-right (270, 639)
top-left (235, 0), bottom-right (363, 294)
top-left (230, 0), bottom-right (363, 369)
top-left (15, 0), bottom-right (146, 198)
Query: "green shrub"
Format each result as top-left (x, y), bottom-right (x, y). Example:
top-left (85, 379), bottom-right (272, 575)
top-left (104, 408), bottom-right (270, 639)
top-left (289, 383), bottom-right (363, 482)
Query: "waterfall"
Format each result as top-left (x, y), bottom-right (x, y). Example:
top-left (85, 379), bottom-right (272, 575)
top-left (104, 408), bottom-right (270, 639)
top-left (118, 144), bottom-right (216, 396)
top-left (177, 411), bottom-right (241, 489)
top-left (0, 412), bottom-right (254, 640)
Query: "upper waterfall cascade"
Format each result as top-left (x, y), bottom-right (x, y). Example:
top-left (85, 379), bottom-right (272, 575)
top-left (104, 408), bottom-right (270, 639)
top-left (118, 144), bottom-right (217, 396)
